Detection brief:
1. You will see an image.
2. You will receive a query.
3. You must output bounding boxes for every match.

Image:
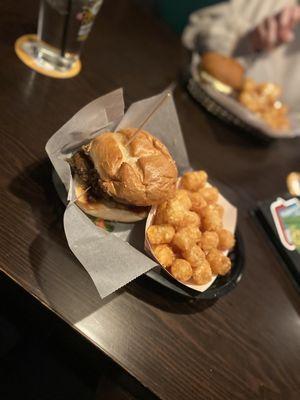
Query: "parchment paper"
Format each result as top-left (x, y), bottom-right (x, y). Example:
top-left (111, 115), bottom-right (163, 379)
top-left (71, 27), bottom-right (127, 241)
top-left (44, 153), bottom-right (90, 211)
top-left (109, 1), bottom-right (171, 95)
top-left (191, 53), bottom-right (300, 138)
top-left (46, 89), bottom-right (191, 298)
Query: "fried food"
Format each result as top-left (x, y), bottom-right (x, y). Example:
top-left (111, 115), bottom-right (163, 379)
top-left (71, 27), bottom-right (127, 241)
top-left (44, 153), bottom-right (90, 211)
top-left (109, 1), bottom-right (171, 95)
top-left (163, 199), bottom-right (187, 227)
top-left (188, 192), bottom-right (207, 214)
top-left (201, 206), bottom-right (222, 231)
top-left (149, 169), bottom-right (235, 286)
top-left (199, 187), bottom-right (219, 204)
top-left (198, 203), bottom-right (223, 218)
top-left (170, 259), bottom-right (193, 282)
top-left (182, 211), bottom-right (201, 227)
top-left (181, 171), bottom-right (208, 191)
top-left (192, 259), bottom-right (213, 285)
top-left (217, 229), bottom-right (235, 251)
top-left (201, 231), bottom-right (219, 252)
top-left (153, 244), bottom-right (175, 267)
top-left (147, 224), bottom-right (175, 245)
top-left (213, 204), bottom-right (224, 218)
top-left (154, 201), bottom-right (168, 225)
top-left (206, 248), bottom-right (231, 275)
top-left (182, 245), bottom-right (206, 267)
top-left (239, 78), bottom-right (290, 131)
top-left (173, 189), bottom-right (192, 210)
top-left (178, 225), bottom-right (202, 241)
top-left (172, 226), bottom-right (202, 252)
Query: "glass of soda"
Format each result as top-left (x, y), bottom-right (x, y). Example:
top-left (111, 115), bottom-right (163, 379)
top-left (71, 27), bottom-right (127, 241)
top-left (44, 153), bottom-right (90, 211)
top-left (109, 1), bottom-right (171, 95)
top-left (23, 0), bottom-right (103, 73)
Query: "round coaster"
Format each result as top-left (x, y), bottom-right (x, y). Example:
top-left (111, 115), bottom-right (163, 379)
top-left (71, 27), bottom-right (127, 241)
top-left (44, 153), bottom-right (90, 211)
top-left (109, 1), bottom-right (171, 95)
top-left (15, 34), bottom-right (81, 79)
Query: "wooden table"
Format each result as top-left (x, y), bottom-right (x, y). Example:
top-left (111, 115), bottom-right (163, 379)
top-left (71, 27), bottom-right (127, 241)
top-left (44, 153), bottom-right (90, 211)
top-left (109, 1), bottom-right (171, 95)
top-left (1, 1), bottom-right (300, 399)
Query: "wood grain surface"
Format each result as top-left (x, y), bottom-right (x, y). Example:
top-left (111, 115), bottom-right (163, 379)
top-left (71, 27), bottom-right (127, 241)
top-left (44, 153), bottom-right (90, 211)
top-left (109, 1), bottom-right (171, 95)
top-left (1, 1), bottom-right (300, 399)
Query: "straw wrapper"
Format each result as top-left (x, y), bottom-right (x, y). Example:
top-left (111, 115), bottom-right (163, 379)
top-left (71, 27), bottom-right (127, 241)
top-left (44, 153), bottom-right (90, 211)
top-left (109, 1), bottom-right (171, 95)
top-left (190, 53), bottom-right (300, 139)
top-left (46, 88), bottom-right (236, 298)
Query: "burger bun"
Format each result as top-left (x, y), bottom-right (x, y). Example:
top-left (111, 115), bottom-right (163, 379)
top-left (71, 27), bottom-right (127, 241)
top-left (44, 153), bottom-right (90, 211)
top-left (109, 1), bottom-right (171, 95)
top-left (199, 52), bottom-right (245, 93)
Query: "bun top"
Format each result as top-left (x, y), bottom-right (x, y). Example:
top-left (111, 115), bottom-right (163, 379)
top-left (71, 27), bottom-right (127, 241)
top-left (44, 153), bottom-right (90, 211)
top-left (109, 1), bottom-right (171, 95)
top-left (200, 52), bottom-right (245, 91)
top-left (88, 128), bottom-right (178, 206)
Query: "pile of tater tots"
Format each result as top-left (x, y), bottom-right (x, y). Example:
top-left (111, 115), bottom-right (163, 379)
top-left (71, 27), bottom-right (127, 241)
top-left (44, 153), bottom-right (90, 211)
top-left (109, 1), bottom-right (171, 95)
top-left (147, 170), bottom-right (235, 285)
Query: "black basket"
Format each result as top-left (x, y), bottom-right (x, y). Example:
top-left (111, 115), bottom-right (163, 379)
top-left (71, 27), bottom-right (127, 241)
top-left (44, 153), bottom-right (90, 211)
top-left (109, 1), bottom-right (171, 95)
top-left (52, 165), bottom-right (245, 301)
top-left (187, 78), bottom-right (273, 143)
top-left (146, 229), bottom-right (244, 299)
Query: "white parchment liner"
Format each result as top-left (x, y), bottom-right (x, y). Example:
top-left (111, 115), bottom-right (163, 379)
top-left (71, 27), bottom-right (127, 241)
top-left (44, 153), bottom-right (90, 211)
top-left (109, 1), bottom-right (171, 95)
top-left (46, 88), bottom-right (191, 298)
top-left (46, 88), bottom-right (237, 297)
top-left (145, 181), bottom-right (237, 292)
top-left (190, 53), bottom-right (300, 139)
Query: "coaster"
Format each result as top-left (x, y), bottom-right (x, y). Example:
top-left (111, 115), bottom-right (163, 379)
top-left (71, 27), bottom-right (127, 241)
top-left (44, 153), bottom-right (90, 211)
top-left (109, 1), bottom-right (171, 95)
top-left (15, 34), bottom-right (81, 79)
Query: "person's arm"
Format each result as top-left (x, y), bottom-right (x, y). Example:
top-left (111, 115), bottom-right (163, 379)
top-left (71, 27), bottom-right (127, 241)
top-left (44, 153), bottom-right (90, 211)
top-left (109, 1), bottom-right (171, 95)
top-left (250, 5), bottom-right (300, 52)
top-left (182, 0), bottom-right (297, 56)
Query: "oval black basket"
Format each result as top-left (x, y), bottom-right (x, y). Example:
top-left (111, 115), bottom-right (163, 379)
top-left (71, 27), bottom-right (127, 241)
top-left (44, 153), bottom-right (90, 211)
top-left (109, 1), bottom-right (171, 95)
top-left (187, 78), bottom-right (273, 143)
top-left (146, 229), bottom-right (244, 300)
top-left (52, 166), bottom-right (245, 301)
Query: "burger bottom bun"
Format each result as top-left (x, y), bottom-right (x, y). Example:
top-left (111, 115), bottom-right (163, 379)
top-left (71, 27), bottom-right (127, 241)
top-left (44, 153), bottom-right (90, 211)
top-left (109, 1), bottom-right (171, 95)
top-left (199, 70), bottom-right (233, 95)
top-left (74, 178), bottom-right (148, 223)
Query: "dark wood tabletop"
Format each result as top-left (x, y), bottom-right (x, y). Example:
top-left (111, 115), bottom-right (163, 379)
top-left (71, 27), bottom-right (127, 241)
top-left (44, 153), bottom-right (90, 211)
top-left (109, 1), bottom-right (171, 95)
top-left (1, 1), bottom-right (300, 399)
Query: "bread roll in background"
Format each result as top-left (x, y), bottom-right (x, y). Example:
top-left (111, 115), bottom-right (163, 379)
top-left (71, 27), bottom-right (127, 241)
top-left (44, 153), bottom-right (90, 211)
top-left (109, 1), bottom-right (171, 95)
top-left (199, 52), bottom-right (245, 92)
top-left (89, 128), bottom-right (178, 207)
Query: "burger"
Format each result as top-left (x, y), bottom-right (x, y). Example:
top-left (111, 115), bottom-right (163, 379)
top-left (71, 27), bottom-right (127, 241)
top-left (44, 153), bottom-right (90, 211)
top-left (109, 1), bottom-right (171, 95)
top-left (68, 128), bottom-right (178, 222)
top-left (198, 52), bottom-right (245, 94)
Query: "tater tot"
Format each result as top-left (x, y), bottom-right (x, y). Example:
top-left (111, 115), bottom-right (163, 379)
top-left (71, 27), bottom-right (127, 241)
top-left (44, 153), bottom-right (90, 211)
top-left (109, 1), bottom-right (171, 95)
top-left (188, 192), bottom-right (207, 214)
top-left (199, 187), bottom-right (219, 204)
top-left (173, 189), bottom-right (192, 210)
top-left (182, 245), bottom-right (205, 267)
top-left (172, 226), bottom-right (201, 252)
top-left (181, 171), bottom-right (208, 191)
top-left (192, 259), bottom-right (213, 285)
top-left (154, 201), bottom-right (168, 224)
top-left (201, 207), bottom-right (222, 231)
top-left (217, 229), bottom-right (235, 251)
top-left (154, 244), bottom-right (175, 267)
top-left (171, 259), bottom-right (193, 282)
top-left (214, 204), bottom-right (224, 218)
top-left (179, 225), bottom-right (202, 241)
top-left (163, 199), bottom-right (186, 227)
top-left (182, 211), bottom-right (201, 227)
top-left (207, 249), bottom-right (231, 275)
top-left (201, 231), bottom-right (219, 252)
top-left (147, 225), bottom-right (175, 245)
top-left (199, 204), bottom-right (223, 218)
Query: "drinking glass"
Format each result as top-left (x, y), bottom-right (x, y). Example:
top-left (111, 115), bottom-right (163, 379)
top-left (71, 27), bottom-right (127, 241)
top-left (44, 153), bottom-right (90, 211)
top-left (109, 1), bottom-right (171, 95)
top-left (22, 0), bottom-right (103, 73)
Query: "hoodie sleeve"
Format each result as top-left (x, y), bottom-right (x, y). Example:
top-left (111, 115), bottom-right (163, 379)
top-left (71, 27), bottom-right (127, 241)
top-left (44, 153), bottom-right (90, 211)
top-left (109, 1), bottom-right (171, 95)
top-left (182, 0), bottom-right (295, 56)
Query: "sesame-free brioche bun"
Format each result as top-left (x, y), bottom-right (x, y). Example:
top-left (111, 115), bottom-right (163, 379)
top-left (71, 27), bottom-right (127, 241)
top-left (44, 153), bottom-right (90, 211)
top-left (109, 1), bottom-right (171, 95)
top-left (74, 177), bottom-right (148, 222)
top-left (199, 52), bottom-right (245, 93)
top-left (88, 128), bottom-right (178, 207)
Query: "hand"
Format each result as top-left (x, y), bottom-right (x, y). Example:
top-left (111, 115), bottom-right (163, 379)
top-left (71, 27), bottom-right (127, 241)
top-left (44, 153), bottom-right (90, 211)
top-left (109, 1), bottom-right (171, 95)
top-left (251, 5), bottom-right (300, 52)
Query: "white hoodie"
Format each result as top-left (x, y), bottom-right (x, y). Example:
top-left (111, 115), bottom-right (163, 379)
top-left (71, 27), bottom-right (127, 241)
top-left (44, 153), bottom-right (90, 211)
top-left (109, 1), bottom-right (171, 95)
top-left (182, 0), bottom-right (300, 110)
top-left (182, 0), bottom-right (295, 55)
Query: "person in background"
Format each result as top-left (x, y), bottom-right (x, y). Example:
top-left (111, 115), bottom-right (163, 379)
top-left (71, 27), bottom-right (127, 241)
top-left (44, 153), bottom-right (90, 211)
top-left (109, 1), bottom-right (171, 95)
top-left (182, 0), bottom-right (300, 109)
top-left (182, 0), bottom-right (300, 56)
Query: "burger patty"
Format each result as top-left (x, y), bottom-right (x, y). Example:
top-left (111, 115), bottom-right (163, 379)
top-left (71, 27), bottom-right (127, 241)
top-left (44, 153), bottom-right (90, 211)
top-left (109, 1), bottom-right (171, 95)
top-left (68, 150), bottom-right (103, 198)
top-left (69, 148), bottom-right (149, 213)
